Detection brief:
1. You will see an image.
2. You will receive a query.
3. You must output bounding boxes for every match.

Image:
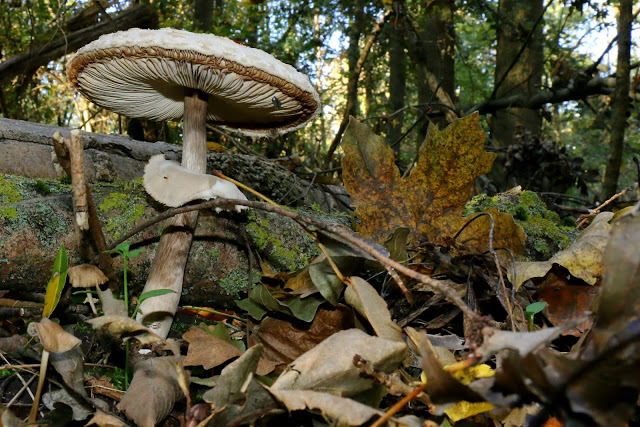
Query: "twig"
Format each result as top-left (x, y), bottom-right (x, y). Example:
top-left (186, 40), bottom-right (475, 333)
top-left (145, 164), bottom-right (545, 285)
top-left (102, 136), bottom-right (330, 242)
top-left (454, 213), bottom-right (516, 330)
top-left (105, 199), bottom-right (478, 320)
top-left (576, 187), bottom-right (629, 229)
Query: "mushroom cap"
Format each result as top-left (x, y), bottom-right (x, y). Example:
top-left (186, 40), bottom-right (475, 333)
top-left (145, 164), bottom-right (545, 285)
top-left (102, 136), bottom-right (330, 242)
top-left (68, 264), bottom-right (108, 288)
top-left (67, 28), bottom-right (320, 137)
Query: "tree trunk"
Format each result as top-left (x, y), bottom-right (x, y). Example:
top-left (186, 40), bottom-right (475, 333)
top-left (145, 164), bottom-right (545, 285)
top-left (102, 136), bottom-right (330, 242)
top-left (602, 0), bottom-right (632, 200)
top-left (491, 0), bottom-right (544, 148)
top-left (414, 0), bottom-right (455, 133)
top-left (386, 1), bottom-right (407, 154)
top-left (194, 0), bottom-right (214, 32)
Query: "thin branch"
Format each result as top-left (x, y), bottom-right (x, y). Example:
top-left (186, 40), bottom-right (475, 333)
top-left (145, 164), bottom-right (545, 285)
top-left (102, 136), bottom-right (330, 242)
top-left (104, 198), bottom-right (479, 321)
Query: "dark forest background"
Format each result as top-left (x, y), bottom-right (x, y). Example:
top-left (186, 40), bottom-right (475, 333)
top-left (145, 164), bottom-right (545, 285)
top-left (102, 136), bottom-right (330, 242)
top-left (1, 0), bottom-right (638, 203)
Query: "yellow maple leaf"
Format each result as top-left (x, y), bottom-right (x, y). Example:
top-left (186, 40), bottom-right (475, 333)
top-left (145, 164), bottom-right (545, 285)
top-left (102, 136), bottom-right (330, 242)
top-left (342, 113), bottom-right (524, 256)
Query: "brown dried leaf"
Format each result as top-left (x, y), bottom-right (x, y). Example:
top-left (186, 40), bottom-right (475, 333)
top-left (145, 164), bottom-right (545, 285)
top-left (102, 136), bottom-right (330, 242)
top-left (183, 327), bottom-right (243, 370)
top-left (86, 315), bottom-right (161, 345)
top-left (511, 212), bottom-right (613, 288)
top-left (272, 329), bottom-right (407, 397)
top-left (342, 113), bottom-right (504, 247)
top-left (584, 206), bottom-right (640, 356)
top-left (269, 389), bottom-right (385, 426)
top-left (28, 317), bottom-right (80, 353)
top-left (117, 356), bottom-right (184, 427)
top-left (50, 346), bottom-right (86, 397)
top-left (344, 277), bottom-right (403, 342)
top-left (86, 409), bottom-right (126, 427)
top-left (249, 305), bottom-right (355, 373)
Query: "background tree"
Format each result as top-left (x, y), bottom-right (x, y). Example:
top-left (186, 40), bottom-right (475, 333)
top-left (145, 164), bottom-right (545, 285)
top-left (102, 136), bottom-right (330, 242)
top-left (0, 0), bottom-right (637, 202)
top-left (602, 0), bottom-right (633, 199)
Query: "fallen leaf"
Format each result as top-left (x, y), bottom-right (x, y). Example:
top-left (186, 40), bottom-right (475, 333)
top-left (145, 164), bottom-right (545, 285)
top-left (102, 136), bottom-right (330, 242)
top-left (97, 288), bottom-right (128, 317)
top-left (457, 208), bottom-right (526, 261)
top-left (117, 356), bottom-right (184, 427)
top-left (202, 346), bottom-right (280, 427)
top-left (42, 388), bottom-right (92, 421)
top-left (511, 212), bottom-right (613, 288)
top-left (537, 277), bottom-right (599, 337)
top-left (474, 326), bottom-right (570, 363)
top-left (237, 284), bottom-right (324, 322)
top-left (342, 114), bottom-right (521, 254)
top-left (183, 327), bottom-right (243, 370)
top-left (249, 305), bottom-right (355, 373)
top-left (86, 409), bottom-right (126, 427)
top-left (269, 389), bottom-right (385, 426)
top-left (586, 207), bottom-right (640, 353)
top-left (28, 318), bottom-right (80, 353)
top-left (203, 345), bottom-right (262, 407)
top-left (86, 315), bottom-right (161, 345)
top-left (444, 400), bottom-right (495, 422)
top-left (50, 346), bottom-right (86, 397)
top-left (344, 276), bottom-right (403, 342)
top-left (272, 329), bottom-right (407, 397)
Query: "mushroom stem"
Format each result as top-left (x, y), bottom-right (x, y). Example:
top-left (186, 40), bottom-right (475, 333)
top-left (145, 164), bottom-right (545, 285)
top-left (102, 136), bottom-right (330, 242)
top-left (136, 89), bottom-right (209, 338)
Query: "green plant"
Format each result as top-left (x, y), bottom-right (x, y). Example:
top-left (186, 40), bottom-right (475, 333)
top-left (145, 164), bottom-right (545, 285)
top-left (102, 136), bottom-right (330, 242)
top-left (525, 301), bottom-right (547, 331)
top-left (103, 242), bottom-right (175, 387)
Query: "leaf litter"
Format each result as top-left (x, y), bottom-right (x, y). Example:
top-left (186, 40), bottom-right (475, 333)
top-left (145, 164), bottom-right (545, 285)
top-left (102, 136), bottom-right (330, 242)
top-left (3, 115), bottom-right (640, 426)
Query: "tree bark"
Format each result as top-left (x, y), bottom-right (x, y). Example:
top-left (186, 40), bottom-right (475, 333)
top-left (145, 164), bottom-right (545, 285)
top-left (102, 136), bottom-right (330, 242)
top-left (386, 1), bottom-right (407, 153)
top-left (602, 0), bottom-right (632, 200)
top-left (0, 5), bottom-right (157, 86)
top-left (491, 0), bottom-right (544, 148)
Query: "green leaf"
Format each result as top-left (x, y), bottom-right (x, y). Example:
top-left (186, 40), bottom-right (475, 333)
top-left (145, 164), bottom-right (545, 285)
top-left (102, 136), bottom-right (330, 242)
top-left (43, 245), bottom-right (68, 318)
top-left (243, 284), bottom-right (324, 322)
top-left (206, 323), bottom-right (245, 351)
top-left (525, 301), bottom-right (547, 315)
top-left (131, 289), bottom-right (177, 318)
top-left (309, 234), bottom-right (369, 305)
top-left (139, 289), bottom-right (177, 303)
top-left (127, 248), bottom-right (145, 258)
top-left (237, 298), bottom-right (268, 320)
top-left (116, 242), bottom-right (130, 253)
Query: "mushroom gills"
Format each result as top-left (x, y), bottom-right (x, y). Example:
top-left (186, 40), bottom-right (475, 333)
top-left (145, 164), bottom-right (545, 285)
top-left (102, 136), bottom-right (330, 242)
top-left (143, 154), bottom-right (247, 211)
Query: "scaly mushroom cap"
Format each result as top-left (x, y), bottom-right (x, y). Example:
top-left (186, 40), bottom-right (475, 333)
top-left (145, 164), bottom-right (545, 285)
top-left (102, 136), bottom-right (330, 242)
top-left (67, 28), bottom-right (320, 137)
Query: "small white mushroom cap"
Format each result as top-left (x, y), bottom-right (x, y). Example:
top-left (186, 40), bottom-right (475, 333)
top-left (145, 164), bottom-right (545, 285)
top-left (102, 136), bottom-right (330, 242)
top-left (67, 28), bottom-right (320, 137)
top-left (143, 154), bottom-right (248, 211)
top-left (68, 264), bottom-right (108, 288)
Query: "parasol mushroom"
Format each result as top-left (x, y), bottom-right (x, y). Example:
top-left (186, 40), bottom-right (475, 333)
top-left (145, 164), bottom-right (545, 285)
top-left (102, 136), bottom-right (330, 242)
top-left (67, 28), bottom-right (320, 338)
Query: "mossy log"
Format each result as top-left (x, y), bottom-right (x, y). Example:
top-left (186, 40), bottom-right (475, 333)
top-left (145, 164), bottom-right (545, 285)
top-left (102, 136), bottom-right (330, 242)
top-left (0, 118), bottom-right (351, 305)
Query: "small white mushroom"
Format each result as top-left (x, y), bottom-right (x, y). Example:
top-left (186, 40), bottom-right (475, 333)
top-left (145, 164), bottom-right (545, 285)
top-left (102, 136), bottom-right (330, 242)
top-left (143, 154), bottom-right (247, 211)
top-left (68, 264), bottom-right (107, 315)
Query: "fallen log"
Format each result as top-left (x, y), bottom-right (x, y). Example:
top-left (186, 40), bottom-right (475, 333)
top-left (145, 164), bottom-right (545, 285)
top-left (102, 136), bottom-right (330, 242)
top-left (0, 118), bottom-right (351, 301)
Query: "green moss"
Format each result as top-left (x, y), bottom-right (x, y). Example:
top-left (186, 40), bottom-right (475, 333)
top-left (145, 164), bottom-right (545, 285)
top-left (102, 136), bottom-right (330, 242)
top-left (99, 192), bottom-right (146, 239)
top-left (209, 247), bottom-right (220, 262)
top-left (246, 217), bottom-right (306, 271)
top-left (0, 175), bottom-right (22, 219)
top-left (218, 267), bottom-right (260, 297)
top-left (85, 366), bottom-right (127, 391)
top-left (464, 190), bottom-right (574, 259)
